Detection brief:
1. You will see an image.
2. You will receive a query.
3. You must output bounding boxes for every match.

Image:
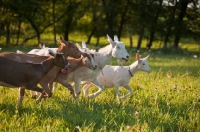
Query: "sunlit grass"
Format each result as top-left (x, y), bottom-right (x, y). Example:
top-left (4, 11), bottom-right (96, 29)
top-left (0, 51), bottom-right (199, 131)
top-left (1, 33), bottom-right (200, 53)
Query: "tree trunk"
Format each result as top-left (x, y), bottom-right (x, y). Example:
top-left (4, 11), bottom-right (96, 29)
top-left (16, 19), bottom-right (21, 46)
top-left (102, 0), bottom-right (114, 39)
top-left (129, 36), bottom-right (133, 50)
top-left (163, 1), bottom-right (178, 49)
top-left (53, 0), bottom-right (56, 45)
top-left (173, 0), bottom-right (189, 49)
top-left (87, 26), bottom-right (96, 44)
top-left (64, 30), bottom-right (69, 41)
top-left (137, 27), bottom-right (144, 50)
top-left (137, 0), bottom-right (146, 50)
top-left (147, 0), bottom-right (163, 50)
top-left (117, 0), bottom-right (130, 40)
top-left (147, 30), bottom-right (155, 50)
top-left (27, 17), bottom-right (41, 45)
top-left (6, 23), bottom-right (10, 46)
top-left (64, 15), bottom-right (73, 41)
top-left (95, 37), bottom-right (100, 51)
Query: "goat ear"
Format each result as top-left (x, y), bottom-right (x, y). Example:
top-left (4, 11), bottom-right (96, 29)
top-left (136, 53), bottom-right (140, 60)
top-left (60, 36), bottom-right (63, 40)
top-left (39, 44), bottom-right (42, 49)
top-left (82, 42), bottom-right (87, 48)
top-left (56, 36), bottom-right (63, 43)
top-left (76, 43), bottom-right (81, 49)
top-left (56, 39), bottom-right (60, 43)
top-left (114, 35), bottom-right (119, 42)
top-left (48, 49), bottom-right (56, 57)
top-left (58, 36), bottom-right (68, 46)
top-left (107, 34), bottom-right (115, 47)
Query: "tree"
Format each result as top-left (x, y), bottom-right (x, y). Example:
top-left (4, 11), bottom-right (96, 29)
top-left (146, 0), bottom-right (163, 50)
top-left (136, 0), bottom-right (148, 50)
top-left (173, 0), bottom-right (189, 49)
top-left (163, 0), bottom-right (179, 49)
top-left (55, 0), bottom-right (85, 41)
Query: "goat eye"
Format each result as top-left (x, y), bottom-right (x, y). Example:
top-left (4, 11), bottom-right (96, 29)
top-left (116, 46), bottom-right (120, 49)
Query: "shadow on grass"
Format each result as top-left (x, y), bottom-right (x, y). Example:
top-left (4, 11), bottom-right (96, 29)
top-left (0, 90), bottom-right (199, 131)
top-left (0, 97), bottom-right (138, 131)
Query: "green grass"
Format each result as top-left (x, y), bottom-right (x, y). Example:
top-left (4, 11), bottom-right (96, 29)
top-left (0, 51), bottom-right (199, 131)
top-left (1, 33), bottom-right (200, 53)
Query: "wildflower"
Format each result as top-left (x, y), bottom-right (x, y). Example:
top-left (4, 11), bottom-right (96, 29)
top-left (134, 111), bottom-right (139, 116)
top-left (126, 126), bottom-right (135, 131)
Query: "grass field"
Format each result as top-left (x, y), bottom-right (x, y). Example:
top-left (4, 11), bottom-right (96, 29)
top-left (0, 47), bottom-right (199, 132)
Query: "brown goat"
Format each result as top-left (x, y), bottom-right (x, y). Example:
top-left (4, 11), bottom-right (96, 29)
top-left (0, 51), bottom-right (96, 98)
top-left (56, 36), bottom-right (82, 58)
top-left (0, 36), bottom-right (83, 99)
top-left (0, 50), bottom-right (69, 107)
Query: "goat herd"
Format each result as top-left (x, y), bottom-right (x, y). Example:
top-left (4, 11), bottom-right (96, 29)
top-left (0, 35), bottom-right (150, 108)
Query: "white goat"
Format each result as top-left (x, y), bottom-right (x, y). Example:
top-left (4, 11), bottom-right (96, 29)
top-left (27, 43), bottom-right (57, 55)
top-left (83, 53), bottom-right (150, 101)
top-left (52, 35), bottom-right (129, 98)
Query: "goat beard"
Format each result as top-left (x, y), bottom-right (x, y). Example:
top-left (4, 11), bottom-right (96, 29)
top-left (117, 59), bottom-right (124, 66)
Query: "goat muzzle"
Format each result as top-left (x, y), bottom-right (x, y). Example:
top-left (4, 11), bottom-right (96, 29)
top-left (61, 69), bottom-right (67, 74)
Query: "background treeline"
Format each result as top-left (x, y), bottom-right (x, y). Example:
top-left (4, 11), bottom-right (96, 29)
top-left (0, 0), bottom-right (200, 51)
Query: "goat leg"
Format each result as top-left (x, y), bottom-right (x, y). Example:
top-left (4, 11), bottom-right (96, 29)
top-left (16, 87), bottom-right (25, 108)
top-left (114, 85), bottom-right (121, 102)
top-left (39, 83), bottom-right (52, 98)
top-left (121, 85), bottom-right (133, 100)
top-left (88, 78), bottom-right (105, 98)
top-left (35, 89), bottom-right (46, 104)
top-left (82, 82), bottom-right (94, 97)
top-left (55, 80), bottom-right (76, 98)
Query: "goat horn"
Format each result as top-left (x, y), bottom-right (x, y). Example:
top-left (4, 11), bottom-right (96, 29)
top-left (145, 54), bottom-right (150, 59)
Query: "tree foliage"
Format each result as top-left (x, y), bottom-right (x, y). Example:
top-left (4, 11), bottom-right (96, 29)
top-left (0, 0), bottom-right (199, 50)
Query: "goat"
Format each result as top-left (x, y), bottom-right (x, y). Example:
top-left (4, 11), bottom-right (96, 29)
top-left (50, 35), bottom-right (129, 98)
top-left (83, 53), bottom-right (150, 101)
top-left (0, 51), bottom-right (97, 98)
top-left (21, 36), bottom-right (84, 97)
top-left (0, 50), bottom-right (69, 107)
top-left (48, 54), bottom-right (97, 93)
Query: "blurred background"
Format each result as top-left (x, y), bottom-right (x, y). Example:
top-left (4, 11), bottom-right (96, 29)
top-left (0, 0), bottom-right (200, 53)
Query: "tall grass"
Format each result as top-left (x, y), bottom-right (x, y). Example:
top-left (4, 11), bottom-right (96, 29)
top-left (0, 51), bottom-right (199, 131)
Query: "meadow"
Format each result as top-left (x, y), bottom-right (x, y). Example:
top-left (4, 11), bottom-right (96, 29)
top-left (0, 36), bottom-right (199, 131)
top-left (0, 52), bottom-right (199, 131)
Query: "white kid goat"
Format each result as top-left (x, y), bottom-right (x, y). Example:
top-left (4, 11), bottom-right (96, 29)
top-left (83, 53), bottom-right (150, 101)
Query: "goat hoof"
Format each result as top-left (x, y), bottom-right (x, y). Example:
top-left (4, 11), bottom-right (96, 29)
top-left (43, 95), bottom-right (49, 100)
top-left (88, 94), bottom-right (95, 99)
top-left (71, 93), bottom-right (76, 99)
top-left (35, 99), bottom-right (41, 104)
top-left (48, 93), bottom-right (52, 98)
